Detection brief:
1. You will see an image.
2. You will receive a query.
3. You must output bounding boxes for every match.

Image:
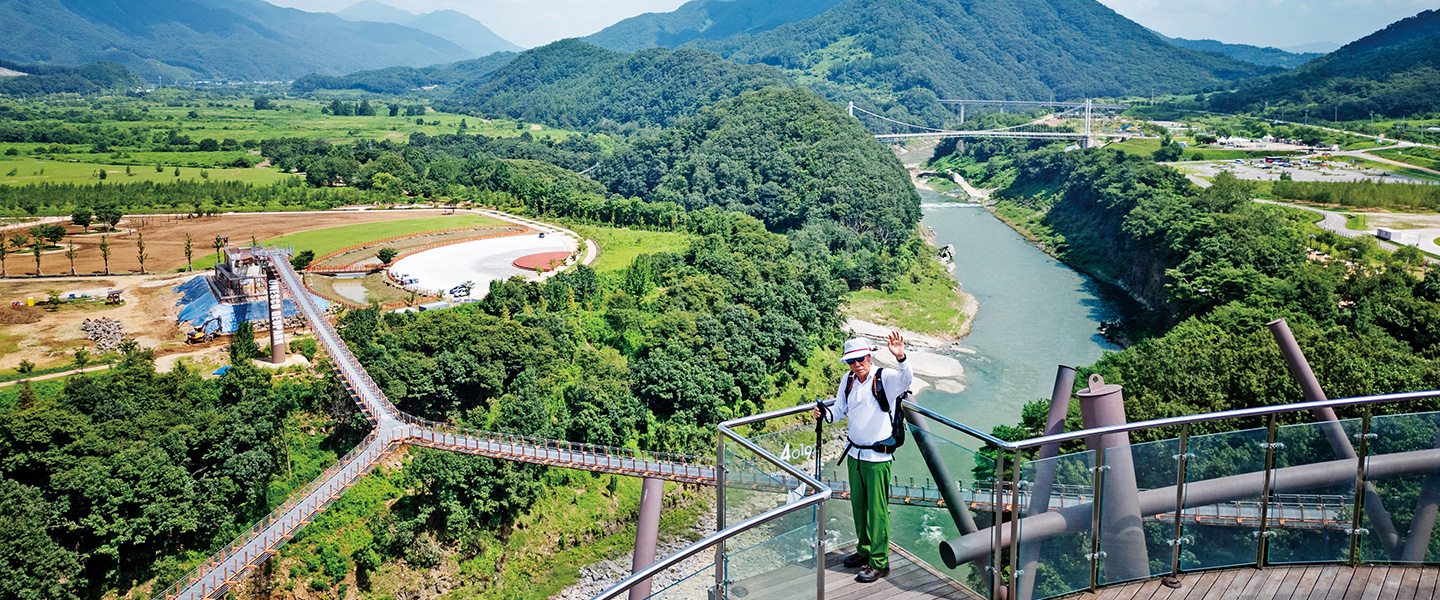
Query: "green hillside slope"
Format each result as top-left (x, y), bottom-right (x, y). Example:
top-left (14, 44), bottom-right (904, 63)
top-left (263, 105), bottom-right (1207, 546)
top-left (583, 0), bottom-right (845, 52)
top-left (0, 60), bottom-right (140, 95)
top-left (693, 0), bottom-right (1272, 102)
top-left (452, 40), bottom-right (791, 130)
top-left (292, 52), bottom-right (517, 95)
top-left (1210, 9), bottom-right (1440, 119)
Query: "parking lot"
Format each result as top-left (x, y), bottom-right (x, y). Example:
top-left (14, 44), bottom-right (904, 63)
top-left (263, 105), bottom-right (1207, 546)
top-left (1183, 159), bottom-right (1427, 184)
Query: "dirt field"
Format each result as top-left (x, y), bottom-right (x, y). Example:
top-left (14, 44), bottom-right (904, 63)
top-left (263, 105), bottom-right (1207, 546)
top-left (0, 209), bottom-right (457, 277)
top-left (0, 274), bottom-right (197, 371)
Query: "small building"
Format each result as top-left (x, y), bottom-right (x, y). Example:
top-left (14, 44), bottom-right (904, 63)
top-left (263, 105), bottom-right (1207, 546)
top-left (1377, 228), bottom-right (1421, 246)
top-left (418, 301), bottom-right (451, 311)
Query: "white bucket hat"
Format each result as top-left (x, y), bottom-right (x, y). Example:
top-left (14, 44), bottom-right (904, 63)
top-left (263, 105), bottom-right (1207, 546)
top-left (840, 338), bottom-right (873, 363)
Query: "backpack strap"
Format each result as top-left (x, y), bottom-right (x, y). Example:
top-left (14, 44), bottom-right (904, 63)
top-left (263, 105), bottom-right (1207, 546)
top-left (872, 368), bottom-right (890, 413)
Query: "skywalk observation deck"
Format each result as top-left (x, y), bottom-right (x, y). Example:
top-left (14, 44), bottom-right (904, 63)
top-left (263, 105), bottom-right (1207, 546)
top-left (152, 249), bottom-right (1440, 600)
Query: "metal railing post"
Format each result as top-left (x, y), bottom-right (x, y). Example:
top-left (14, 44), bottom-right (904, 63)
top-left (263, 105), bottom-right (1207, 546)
top-left (1167, 424), bottom-right (1190, 583)
top-left (1008, 447), bottom-right (1023, 600)
top-left (1088, 438), bottom-right (1106, 592)
top-left (991, 448), bottom-right (1006, 599)
top-left (816, 496), bottom-right (826, 600)
top-left (1349, 407), bottom-right (1374, 565)
top-left (715, 431), bottom-right (727, 598)
top-left (1257, 414), bottom-right (1279, 567)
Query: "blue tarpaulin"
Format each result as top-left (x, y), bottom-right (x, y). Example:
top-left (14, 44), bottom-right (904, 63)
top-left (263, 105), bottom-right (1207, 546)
top-left (174, 276), bottom-right (331, 334)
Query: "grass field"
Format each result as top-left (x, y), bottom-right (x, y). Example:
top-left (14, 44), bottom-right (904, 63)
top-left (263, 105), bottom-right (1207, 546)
top-left (1372, 148), bottom-right (1440, 172)
top-left (1351, 157), bottom-right (1440, 182)
top-left (573, 226), bottom-right (694, 272)
top-left (0, 97), bottom-right (580, 171)
top-left (844, 256), bottom-right (968, 338)
top-left (0, 156), bottom-right (294, 186)
top-left (193, 214), bottom-right (503, 268)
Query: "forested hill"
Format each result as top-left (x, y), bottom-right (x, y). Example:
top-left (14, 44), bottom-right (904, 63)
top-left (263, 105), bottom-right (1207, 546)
top-left (1162, 37), bottom-right (1321, 69)
top-left (0, 60), bottom-right (141, 96)
top-left (583, 0), bottom-right (845, 53)
top-left (0, 0), bottom-right (476, 83)
top-left (450, 40), bottom-right (791, 131)
top-left (292, 52), bottom-right (518, 96)
top-left (597, 87), bottom-right (919, 239)
top-left (691, 0), bottom-right (1272, 103)
top-left (1209, 9), bottom-right (1440, 119)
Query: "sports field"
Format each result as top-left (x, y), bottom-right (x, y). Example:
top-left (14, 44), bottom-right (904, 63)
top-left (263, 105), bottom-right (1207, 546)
top-left (574, 226), bottom-right (693, 272)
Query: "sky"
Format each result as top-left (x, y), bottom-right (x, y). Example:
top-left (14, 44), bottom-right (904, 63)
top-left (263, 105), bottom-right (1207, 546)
top-left (265, 0), bottom-right (1436, 50)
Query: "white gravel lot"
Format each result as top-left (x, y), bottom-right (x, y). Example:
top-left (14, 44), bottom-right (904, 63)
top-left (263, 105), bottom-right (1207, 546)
top-left (388, 233), bottom-right (575, 299)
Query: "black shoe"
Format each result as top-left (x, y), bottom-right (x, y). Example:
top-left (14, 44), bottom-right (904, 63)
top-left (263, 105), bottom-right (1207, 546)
top-left (842, 553), bottom-right (868, 569)
top-left (855, 566), bottom-right (890, 583)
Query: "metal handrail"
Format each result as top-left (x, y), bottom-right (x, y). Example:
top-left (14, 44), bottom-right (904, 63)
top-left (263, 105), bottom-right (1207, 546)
top-left (903, 388), bottom-right (1440, 450)
top-left (591, 401), bottom-right (832, 600)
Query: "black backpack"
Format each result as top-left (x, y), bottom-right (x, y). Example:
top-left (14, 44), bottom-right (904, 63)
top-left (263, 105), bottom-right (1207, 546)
top-left (833, 367), bottom-right (909, 463)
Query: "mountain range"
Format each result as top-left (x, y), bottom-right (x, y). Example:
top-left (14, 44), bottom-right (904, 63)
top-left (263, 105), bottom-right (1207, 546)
top-left (584, 0), bottom-right (1272, 105)
top-left (0, 0), bottom-right (482, 82)
top-left (1160, 36), bottom-right (1321, 69)
top-left (1210, 9), bottom-right (1440, 120)
top-left (334, 0), bottom-right (521, 59)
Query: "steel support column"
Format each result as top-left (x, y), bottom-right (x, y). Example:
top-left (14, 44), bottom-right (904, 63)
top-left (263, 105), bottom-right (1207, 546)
top-left (1017, 365), bottom-right (1077, 600)
top-left (628, 477), bottom-right (664, 600)
top-left (1268, 318), bottom-right (1401, 558)
top-left (1077, 374), bottom-right (1149, 583)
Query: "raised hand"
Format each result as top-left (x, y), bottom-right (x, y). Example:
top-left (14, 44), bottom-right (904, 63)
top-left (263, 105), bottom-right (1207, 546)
top-left (888, 331), bottom-right (906, 361)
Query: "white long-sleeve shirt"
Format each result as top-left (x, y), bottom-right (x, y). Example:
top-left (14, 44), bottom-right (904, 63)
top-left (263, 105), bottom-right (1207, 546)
top-left (824, 358), bottom-right (914, 463)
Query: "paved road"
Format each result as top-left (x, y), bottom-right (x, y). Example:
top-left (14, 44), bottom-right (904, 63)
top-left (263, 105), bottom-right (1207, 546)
top-left (1254, 200), bottom-right (1440, 260)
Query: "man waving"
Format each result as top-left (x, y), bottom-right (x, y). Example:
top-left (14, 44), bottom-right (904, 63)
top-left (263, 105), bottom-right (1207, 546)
top-left (813, 331), bottom-right (912, 583)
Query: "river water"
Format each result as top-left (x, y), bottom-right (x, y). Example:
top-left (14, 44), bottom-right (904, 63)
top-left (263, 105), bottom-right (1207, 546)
top-left (914, 186), bottom-right (1136, 434)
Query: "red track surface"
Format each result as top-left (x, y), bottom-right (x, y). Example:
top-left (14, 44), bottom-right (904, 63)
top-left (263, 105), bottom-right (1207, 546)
top-left (512, 251), bottom-right (571, 272)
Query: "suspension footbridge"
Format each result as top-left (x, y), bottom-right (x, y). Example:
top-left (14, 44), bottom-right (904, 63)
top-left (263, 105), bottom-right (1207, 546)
top-left (850, 99), bottom-right (1130, 142)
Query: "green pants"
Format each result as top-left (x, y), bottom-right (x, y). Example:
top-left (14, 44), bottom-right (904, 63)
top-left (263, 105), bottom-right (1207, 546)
top-left (848, 457), bottom-right (891, 569)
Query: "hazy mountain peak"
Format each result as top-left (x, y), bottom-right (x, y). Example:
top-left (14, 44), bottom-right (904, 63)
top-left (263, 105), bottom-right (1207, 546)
top-left (584, 0), bottom-right (847, 52)
top-left (335, 0), bottom-right (416, 24)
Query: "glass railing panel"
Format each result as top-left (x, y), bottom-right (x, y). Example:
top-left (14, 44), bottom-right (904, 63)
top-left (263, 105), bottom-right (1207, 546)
top-left (1101, 438), bottom-right (1179, 584)
top-left (1017, 449), bottom-right (1095, 600)
top-left (890, 421), bottom-right (994, 596)
top-left (639, 562), bottom-right (713, 600)
top-left (1363, 410), bottom-right (1440, 563)
top-left (719, 440), bottom-right (819, 599)
top-left (724, 520), bottom-right (819, 600)
top-left (1266, 419), bottom-right (1360, 564)
top-left (1181, 426), bottom-right (1268, 570)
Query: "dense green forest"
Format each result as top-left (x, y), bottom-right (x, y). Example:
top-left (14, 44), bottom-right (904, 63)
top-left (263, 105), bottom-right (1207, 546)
top-left (691, 0), bottom-right (1270, 123)
top-left (1208, 9), bottom-right (1440, 119)
top-left (0, 60), bottom-right (141, 96)
top-left (450, 40), bottom-right (792, 132)
top-left (0, 343), bottom-right (361, 600)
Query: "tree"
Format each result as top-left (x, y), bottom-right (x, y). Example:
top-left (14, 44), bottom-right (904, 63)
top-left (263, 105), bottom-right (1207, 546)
top-left (98, 235), bottom-right (110, 275)
top-left (0, 480), bottom-right (82, 600)
top-left (15, 359), bottom-right (33, 373)
top-left (71, 348), bottom-right (90, 371)
top-left (135, 232), bottom-right (147, 274)
top-left (0, 236), bottom-right (10, 277)
top-left (30, 224), bottom-right (65, 246)
top-left (377, 247), bottom-right (398, 265)
top-left (290, 249), bottom-right (315, 270)
top-left (230, 320), bottom-right (261, 363)
top-left (253, 96), bottom-right (275, 110)
top-left (184, 233), bottom-right (193, 272)
top-left (1153, 135), bottom-right (1184, 162)
top-left (64, 241), bottom-right (77, 276)
top-left (70, 209), bottom-right (92, 232)
top-left (95, 207), bottom-right (122, 231)
top-left (29, 238), bottom-right (41, 276)
top-left (174, 166), bottom-right (181, 177)
top-left (213, 236), bottom-right (226, 268)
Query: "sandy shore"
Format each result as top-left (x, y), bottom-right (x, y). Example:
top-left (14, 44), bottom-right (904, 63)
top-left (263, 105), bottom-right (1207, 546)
top-left (845, 318), bottom-right (970, 395)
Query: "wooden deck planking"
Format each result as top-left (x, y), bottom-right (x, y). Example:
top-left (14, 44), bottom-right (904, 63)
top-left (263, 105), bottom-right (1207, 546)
top-left (1059, 565), bottom-right (1440, 600)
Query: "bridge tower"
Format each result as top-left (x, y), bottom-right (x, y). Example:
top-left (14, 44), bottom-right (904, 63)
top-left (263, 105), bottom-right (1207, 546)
top-left (266, 270), bottom-right (286, 363)
top-left (1083, 98), bottom-right (1093, 149)
top-left (847, 100), bottom-right (854, 118)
